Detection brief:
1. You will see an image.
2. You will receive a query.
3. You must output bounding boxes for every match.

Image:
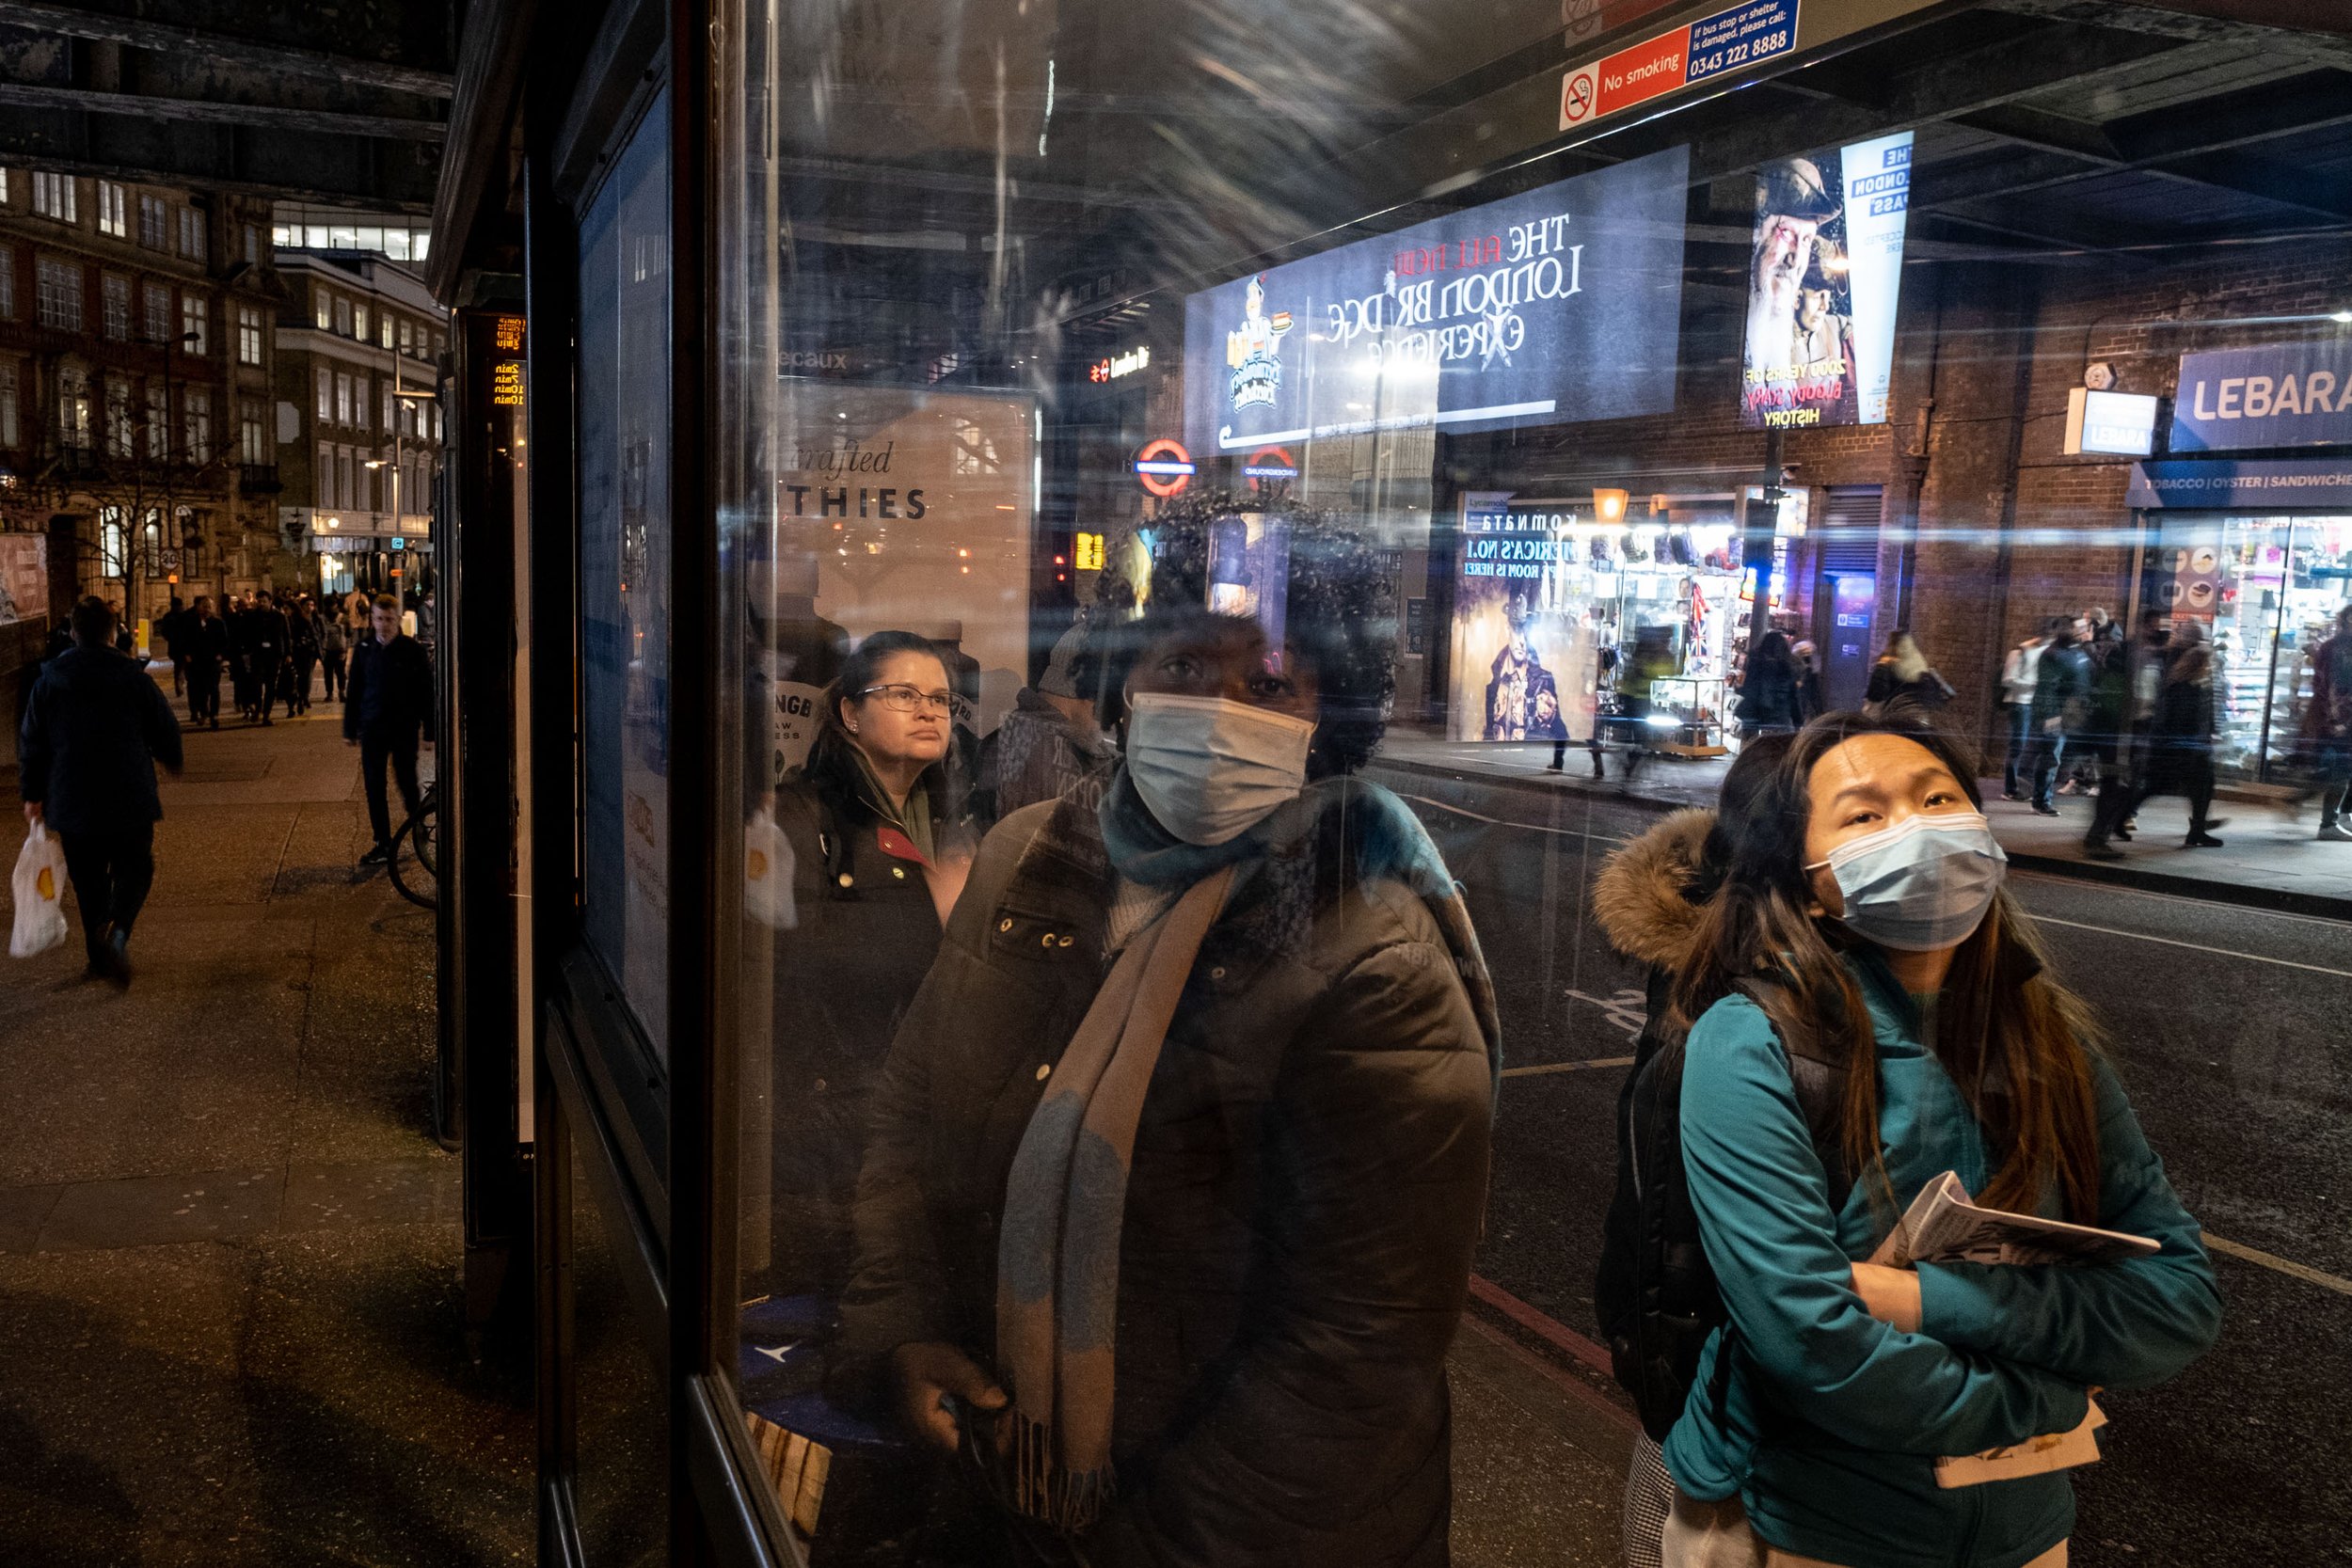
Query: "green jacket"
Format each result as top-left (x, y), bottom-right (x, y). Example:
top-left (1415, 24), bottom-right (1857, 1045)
top-left (1663, 952), bottom-right (2220, 1568)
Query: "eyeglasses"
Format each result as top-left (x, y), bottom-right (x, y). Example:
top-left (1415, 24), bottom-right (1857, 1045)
top-left (856, 683), bottom-right (954, 716)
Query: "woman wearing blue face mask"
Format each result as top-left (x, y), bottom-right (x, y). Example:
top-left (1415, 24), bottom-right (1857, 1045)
top-left (1659, 711), bottom-right (2219, 1568)
top-left (834, 512), bottom-right (1500, 1568)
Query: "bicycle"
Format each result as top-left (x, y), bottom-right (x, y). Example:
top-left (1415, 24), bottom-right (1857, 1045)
top-left (388, 781), bottom-right (439, 911)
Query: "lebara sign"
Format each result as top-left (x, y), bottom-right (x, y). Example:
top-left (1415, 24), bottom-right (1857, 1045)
top-left (2170, 344), bottom-right (2352, 452)
top-left (1182, 145), bottom-right (1689, 455)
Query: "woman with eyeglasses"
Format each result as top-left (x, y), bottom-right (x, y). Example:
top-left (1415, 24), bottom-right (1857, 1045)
top-left (764, 629), bottom-right (977, 1302)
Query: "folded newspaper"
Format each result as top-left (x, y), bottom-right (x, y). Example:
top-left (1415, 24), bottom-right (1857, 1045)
top-left (1869, 1170), bottom-right (2160, 1270)
top-left (1868, 1171), bottom-right (2156, 1488)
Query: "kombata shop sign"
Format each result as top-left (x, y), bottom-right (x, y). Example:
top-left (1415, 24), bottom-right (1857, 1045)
top-left (2170, 343), bottom-right (2352, 452)
top-left (1182, 145), bottom-right (1689, 454)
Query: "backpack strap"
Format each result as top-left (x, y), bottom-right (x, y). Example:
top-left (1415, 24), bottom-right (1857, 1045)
top-left (1731, 975), bottom-right (1857, 1216)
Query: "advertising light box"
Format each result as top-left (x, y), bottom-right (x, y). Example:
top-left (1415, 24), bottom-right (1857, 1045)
top-left (1182, 145), bottom-right (1690, 455)
top-left (2170, 343), bottom-right (2352, 452)
top-left (1739, 131), bottom-right (1912, 430)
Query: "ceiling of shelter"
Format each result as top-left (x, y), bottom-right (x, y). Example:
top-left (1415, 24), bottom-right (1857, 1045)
top-left (0, 0), bottom-right (453, 210)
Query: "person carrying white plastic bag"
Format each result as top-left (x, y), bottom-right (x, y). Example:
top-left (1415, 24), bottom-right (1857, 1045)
top-left (10, 823), bottom-right (69, 958)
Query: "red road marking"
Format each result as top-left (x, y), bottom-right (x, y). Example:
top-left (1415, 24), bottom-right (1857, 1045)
top-left (1468, 1273), bottom-right (1618, 1380)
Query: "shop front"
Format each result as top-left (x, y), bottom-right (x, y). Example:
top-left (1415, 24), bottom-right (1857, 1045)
top-left (418, 0), bottom-right (2352, 1562)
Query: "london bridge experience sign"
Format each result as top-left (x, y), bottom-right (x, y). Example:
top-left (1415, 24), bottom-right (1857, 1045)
top-left (1181, 145), bottom-right (1690, 456)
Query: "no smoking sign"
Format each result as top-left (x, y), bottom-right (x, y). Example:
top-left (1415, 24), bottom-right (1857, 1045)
top-left (1561, 67), bottom-right (1597, 124)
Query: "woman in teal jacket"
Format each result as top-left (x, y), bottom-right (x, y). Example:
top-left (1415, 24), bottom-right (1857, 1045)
top-left (1661, 712), bottom-right (2219, 1568)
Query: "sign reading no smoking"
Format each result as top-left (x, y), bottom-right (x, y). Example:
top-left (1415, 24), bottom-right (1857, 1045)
top-left (1562, 67), bottom-right (1597, 124)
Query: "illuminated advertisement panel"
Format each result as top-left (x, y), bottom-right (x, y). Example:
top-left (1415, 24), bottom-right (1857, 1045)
top-left (1181, 146), bottom-right (1689, 454)
top-left (1739, 130), bottom-right (1912, 429)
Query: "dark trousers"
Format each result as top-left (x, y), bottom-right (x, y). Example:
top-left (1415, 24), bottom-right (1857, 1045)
top-left (321, 650), bottom-right (347, 701)
top-left (59, 821), bottom-right (156, 958)
top-left (2001, 703), bottom-right (2032, 796)
top-left (360, 728), bottom-right (422, 849)
top-left (188, 661), bottom-right (222, 722)
top-left (2024, 726), bottom-right (2068, 809)
top-left (169, 654), bottom-right (186, 694)
top-left (249, 656), bottom-right (279, 717)
top-left (287, 656), bottom-right (317, 715)
top-left (2101, 747), bottom-right (2217, 842)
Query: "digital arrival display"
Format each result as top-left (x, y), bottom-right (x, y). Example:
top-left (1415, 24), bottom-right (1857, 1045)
top-left (1181, 145), bottom-right (1690, 455)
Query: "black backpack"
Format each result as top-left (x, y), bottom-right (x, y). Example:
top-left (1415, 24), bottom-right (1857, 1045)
top-left (1594, 971), bottom-right (1854, 1441)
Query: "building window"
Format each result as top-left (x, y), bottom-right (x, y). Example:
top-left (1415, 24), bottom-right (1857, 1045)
top-left (0, 360), bottom-right (19, 448)
top-left (138, 194), bottom-right (166, 248)
top-left (57, 367), bottom-right (91, 454)
top-left (141, 513), bottom-right (163, 578)
top-left (102, 274), bottom-right (130, 340)
top-left (104, 375), bottom-right (133, 457)
top-left (316, 442), bottom-right (333, 508)
top-left (338, 448), bottom-right (355, 510)
top-left (32, 171), bottom-right (76, 223)
top-left (237, 305), bottom-right (262, 366)
top-left (431, 403), bottom-right (442, 442)
top-left (143, 282), bottom-right (169, 342)
top-left (184, 388), bottom-right (211, 464)
top-left (0, 248), bottom-right (12, 319)
top-left (0, 169), bottom-right (8, 204)
top-left (335, 372), bottom-right (352, 425)
top-left (315, 365), bottom-right (332, 423)
top-left (241, 403), bottom-right (266, 466)
top-left (177, 207), bottom-right (206, 261)
top-left (355, 375), bottom-right (372, 432)
top-left (334, 297), bottom-right (351, 337)
top-left (398, 319), bottom-right (412, 354)
top-left (36, 258), bottom-right (81, 330)
top-left (99, 507), bottom-right (125, 578)
top-left (145, 382), bottom-right (167, 459)
top-left (380, 313), bottom-right (393, 349)
top-left (382, 384), bottom-right (396, 431)
top-left (243, 224), bottom-right (260, 265)
top-left (96, 181), bottom-right (126, 237)
top-left (354, 302), bottom-right (370, 342)
top-left (181, 293), bottom-right (207, 356)
top-left (314, 288), bottom-right (332, 331)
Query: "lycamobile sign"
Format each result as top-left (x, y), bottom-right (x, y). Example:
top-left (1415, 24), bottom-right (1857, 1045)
top-left (1182, 145), bottom-right (1690, 454)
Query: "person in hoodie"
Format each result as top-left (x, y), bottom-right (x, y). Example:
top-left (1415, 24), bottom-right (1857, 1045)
top-left (836, 513), bottom-right (1497, 1568)
top-left (1658, 709), bottom-right (2220, 1568)
top-left (18, 597), bottom-right (183, 984)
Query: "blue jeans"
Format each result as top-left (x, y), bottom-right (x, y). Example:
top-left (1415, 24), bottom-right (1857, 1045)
top-left (2026, 726), bottom-right (2068, 810)
top-left (2002, 703), bottom-right (2032, 796)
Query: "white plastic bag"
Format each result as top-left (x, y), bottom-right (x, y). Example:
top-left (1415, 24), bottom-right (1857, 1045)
top-left (743, 807), bottom-right (796, 931)
top-left (10, 824), bottom-right (69, 958)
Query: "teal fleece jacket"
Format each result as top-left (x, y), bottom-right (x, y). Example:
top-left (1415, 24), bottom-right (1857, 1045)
top-left (1662, 953), bottom-right (2221, 1568)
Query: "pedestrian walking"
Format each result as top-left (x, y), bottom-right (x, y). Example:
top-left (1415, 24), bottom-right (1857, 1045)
top-left (156, 594), bottom-right (190, 697)
top-left (182, 595), bottom-right (230, 729)
top-left (2294, 606), bottom-right (2352, 842)
top-left (318, 613), bottom-right (349, 703)
top-left (344, 594), bottom-right (434, 865)
top-left (2104, 621), bottom-right (2226, 853)
top-left (1863, 630), bottom-right (1955, 718)
top-left (1997, 626), bottom-right (2048, 800)
top-left (1788, 639), bottom-right (1825, 724)
top-left (1733, 629), bottom-right (1802, 736)
top-left (2022, 618), bottom-right (2090, 815)
top-left (835, 523), bottom-right (1496, 1568)
top-left (1656, 710), bottom-right (2219, 1568)
top-left (16, 597), bottom-right (184, 985)
top-left (2070, 620), bottom-right (2130, 806)
top-left (245, 591), bottom-right (287, 725)
top-left (284, 602), bottom-right (320, 718)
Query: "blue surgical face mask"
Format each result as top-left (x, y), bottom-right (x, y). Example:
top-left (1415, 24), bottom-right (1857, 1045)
top-left (1125, 693), bottom-right (1315, 846)
top-left (1805, 809), bottom-right (2007, 952)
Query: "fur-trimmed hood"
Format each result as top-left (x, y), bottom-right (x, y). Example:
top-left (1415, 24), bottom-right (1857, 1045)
top-left (1592, 807), bottom-right (1715, 971)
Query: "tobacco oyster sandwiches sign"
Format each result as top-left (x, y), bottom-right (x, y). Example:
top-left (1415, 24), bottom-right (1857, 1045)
top-left (1182, 145), bottom-right (1690, 454)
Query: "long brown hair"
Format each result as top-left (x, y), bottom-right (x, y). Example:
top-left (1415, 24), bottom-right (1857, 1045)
top-left (1670, 711), bottom-right (2103, 1221)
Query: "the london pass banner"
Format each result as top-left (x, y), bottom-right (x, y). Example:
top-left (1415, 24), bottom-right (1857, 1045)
top-left (1183, 146), bottom-right (1689, 454)
top-left (1738, 131), bottom-right (1912, 430)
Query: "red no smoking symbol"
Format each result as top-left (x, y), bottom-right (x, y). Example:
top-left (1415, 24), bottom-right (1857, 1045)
top-left (1563, 68), bottom-right (1596, 123)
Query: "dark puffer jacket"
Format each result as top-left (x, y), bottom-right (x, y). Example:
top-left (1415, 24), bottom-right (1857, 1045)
top-left (837, 785), bottom-right (1499, 1568)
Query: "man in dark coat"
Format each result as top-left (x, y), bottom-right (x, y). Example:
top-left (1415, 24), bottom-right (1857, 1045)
top-left (343, 594), bottom-right (434, 864)
top-left (2023, 619), bottom-right (2091, 816)
top-left (181, 595), bottom-right (231, 729)
top-left (244, 590), bottom-right (288, 725)
top-left (18, 596), bottom-right (183, 983)
top-left (157, 594), bottom-right (190, 696)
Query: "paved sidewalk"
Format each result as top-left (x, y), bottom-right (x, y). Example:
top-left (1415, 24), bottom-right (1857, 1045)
top-left (0, 679), bottom-right (526, 1567)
